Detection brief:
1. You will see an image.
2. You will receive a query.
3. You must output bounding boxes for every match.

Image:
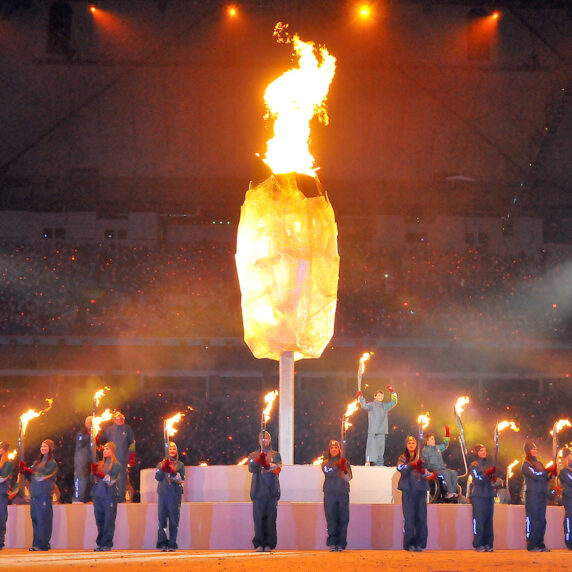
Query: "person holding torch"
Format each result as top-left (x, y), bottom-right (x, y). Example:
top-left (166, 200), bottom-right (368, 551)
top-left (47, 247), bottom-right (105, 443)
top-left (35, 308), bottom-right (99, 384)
top-left (321, 439), bottom-right (352, 552)
top-left (357, 385), bottom-right (398, 466)
top-left (155, 441), bottom-right (185, 552)
top-left (0, 442), bottom-right (15, 550)
top-left (558, 447), bottom-right (572, 550)
top-left (248, 430), bottom-right (282, 552)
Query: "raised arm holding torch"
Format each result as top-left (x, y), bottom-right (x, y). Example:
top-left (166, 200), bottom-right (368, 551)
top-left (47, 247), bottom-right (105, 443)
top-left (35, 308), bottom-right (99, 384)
top-left (417, 413), bottom-right (430, 471)
top-left (357, 352), bottom-right (372, 393)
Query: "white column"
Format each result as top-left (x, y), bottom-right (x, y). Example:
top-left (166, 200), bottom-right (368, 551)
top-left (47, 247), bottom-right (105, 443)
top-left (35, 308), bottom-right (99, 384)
top-left (279, 351), bottom-right (294, 465)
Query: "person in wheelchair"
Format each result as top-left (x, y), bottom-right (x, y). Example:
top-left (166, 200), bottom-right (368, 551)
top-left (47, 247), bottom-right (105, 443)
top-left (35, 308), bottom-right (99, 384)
top-left (422, 427), bottom-right (458, 500)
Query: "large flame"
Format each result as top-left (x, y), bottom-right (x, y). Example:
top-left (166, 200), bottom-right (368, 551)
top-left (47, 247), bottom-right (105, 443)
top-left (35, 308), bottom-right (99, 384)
top-left (312, 455), bottom-right (324, 466)
top-left (20, 398), bottom-right (53, 435)
top-left (93, 386), bottom-right (110, 407)
top-left (551, 419), bottom-right (572, 436)
top-left (237, 457), bottom-right (249, 466)
top-left (417, 413), bottom-right (431, 430)
top-left (343, 399), bottom-right (360, 431)
top-left (263, 390), bottom-right (279, 423)
top-left (497, 420), bottom-right (520, 433)
top-left (165, 412), bottom-right (184, 438)
top-left (92, 408), bottom-right (113, 440)
top-left (454, 396), bottom-right (470, 417)
top-left (358, 352), bottom-right (372, 376)
top-left (262, 23), bottom-right (336, 176)
top-left (507, 459), bottom-right (519, 479)
top-left (7, 450), bottom-right (17, 461)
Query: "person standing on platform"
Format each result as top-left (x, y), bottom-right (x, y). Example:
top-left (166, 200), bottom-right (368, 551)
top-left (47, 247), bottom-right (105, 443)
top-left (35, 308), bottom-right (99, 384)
top-left (155, 441), bottom-right (185, 552)
top-left (0, 442), bottom-right (14, 550)
top-left (20, 439), bottom-right (57, 551)
top-left (248, 431), bottom-right (282, 553)
top-left (91, 442), bottom-right (121, 552)
top-left (357, 385), bottom-right (398, 466)
top-left (73, 416), bottom-right (93, 503)
top-left (396, 435), bottom-right (436, 552)
top-left (559, 447), bottom-right (572, 550)
top-left (468, 444), bottom-right (497, 552)
top-left (522, 440), bottom-right (555, 552)
top-left (422, 428), bottom-right (458, 500)
top-left (102, 411), bottom-right (135, 503)
top-left (321, 439), bottom-right (352, 552)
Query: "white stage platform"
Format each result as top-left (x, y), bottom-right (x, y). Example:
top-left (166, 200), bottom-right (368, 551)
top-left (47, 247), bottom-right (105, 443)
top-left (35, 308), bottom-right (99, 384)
top-left (3, 465), bottom-right (569, 550)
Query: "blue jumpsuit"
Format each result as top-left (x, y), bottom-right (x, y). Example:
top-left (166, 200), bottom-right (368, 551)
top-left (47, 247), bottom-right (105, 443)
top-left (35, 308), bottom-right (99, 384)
top-left (30, 457), bottom-right (57, 551)
top-left (559, 465), bottom-right (572, 549)
top-left (0, 459), bottom-right (14, 548)
top-left (248, 448), bottom-right (282, 550)
top-left (92, 459), bottom-right (121, 550)
top-left (358, 392), bottom-right (398, 465)
top-left (155, 458), bottom-right (185, 550)
top-left (73, 427), bottom-right (92, 502)
top-left (522, 457), bottom-right (549, 551)
top-left (102, 423), bottom-right (135, 503)
top-left (321, 456), bottom-right (352, 550)
top-left (397, 454), bottom-right (429, 551)
top-left (469, 458), bottom-right (496, 549)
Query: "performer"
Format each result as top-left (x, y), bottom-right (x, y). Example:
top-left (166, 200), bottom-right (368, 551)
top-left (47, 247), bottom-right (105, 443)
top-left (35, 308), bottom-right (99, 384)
top-left (73, 416), bottom-right (93, 503)
top-left (102, 411), bottom-right (135, 502)
top-left (91, 442), bottom-right (121, 552)
top-left (559, 447), bottom-right (572, 550)
top-left (357, 385), bottom-right (398, 466)
top-left (396, 435), bottom-right (436, 552)
top-left (422, 427), bottom-right (458, 500)
top-left (321, 440), bottom-right (352, 552)
top-left (247, 430), bottom-right (282, 552)
top-left (522, 440), bottom-right (554, 552)
top-left (0, 442), bottom-right (14, 550)
top-left (155, 441), bottom-right (185, 552)
top-left (20, 440), bottom-right (57, 551)
top-left (468, 444), bottom-right (498, 552)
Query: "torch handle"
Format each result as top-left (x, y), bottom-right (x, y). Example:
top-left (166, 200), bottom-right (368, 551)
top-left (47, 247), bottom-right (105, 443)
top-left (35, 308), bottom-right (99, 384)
top-left (454, 409), bottom-right (469, 478)
top-left (163, 422), bottom-right (170, 459)
top-left (18, 419), bottom-right (24, 462)
top-left (91, 401), bottom-right (97, 463)
top-left (260, 412), bottom-right (266, 453)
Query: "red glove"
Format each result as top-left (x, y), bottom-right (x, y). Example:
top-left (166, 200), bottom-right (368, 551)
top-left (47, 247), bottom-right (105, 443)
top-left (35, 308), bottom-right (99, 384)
top-left (256, 452), bottom-right (271, 470)
top-left (547, 465), bottom-right (558, 478)
top-left (356, 390), bottom-right (363, 398)
top-left (427, 471), bottom-right (437, 481)
top-left (19, 461), bottom-right (32, 475)
top-left (160, 459), bottom-right (171, 473)
top-left (412, 459), bottom-right (425, 473)
top-left (128, 452), bottom-right (136, 468)
top-left (484, 466), bottom-right (496, 477)
top-left (387, 385), bottom-right (394, 393)
top-left (90, 463), bottom-right (99, 475)
top-left (337, 457), bottom-right (349, 474)
top-left (445, 425), bottom-right (450, 437)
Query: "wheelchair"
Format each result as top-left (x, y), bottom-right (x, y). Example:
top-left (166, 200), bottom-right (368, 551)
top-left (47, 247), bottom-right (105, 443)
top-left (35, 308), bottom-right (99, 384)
top-left (428, 472), bottom-right (462, 504)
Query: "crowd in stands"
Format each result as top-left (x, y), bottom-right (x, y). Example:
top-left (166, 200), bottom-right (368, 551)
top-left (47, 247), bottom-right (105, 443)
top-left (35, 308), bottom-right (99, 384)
top-left (0, 240), bottom-right (570, 341)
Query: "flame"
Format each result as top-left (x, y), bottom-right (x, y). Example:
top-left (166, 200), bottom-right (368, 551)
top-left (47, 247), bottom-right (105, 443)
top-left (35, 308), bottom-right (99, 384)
top-left (7, 450), bottom-right (17, 461)
top-left (93, 386), bottom-right (110, 407)
top-left (199, 462), bottom-right (208, 467)
top-left (454, 396), bottom-right (470, 417)
top-left (359, 352), bottom-right (373, 376)
top-left (263, 390), bottom-right (279, 423)
top-left (92, 408), bottom-right (113, 439)
top-left (262, 23), bottom-right (336, 176)
top-left (417, 413), bottom-right (430, 430)
top-left (312, 455), bottom-right (324, 466)
top-left (551, 419), bottom-right (572, 436)
top-left (545, 460), bottom-right (554, 469)
top-left (343, 399), bottom-right (360, 431)
top-left (507, 459), bottom-right (519, 479)
top-left (165, 412), bottom-right (184, 438)
top-left (19, 398), bottom-right (53, 435)
top-left (497, 420), bottom-right (520, 433)
top-left (237, 457), bottom-right (249, 466)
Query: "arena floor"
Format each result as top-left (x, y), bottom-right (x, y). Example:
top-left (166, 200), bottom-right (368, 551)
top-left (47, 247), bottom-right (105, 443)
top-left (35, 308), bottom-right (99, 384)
top-left (0, 549), bottom-right (567, 571)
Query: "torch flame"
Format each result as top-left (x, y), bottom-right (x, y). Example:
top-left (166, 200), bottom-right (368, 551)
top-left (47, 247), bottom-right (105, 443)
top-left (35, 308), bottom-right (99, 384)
top-left (312, 455), bottom-right (324, 466)
top-left (359, 352), bottom-right (372, 376)
top-left (92, 408), bottom-right (113, 440)
top-left (507, 459), bottom-right (519, 479)
top-left (165, 412), bottom-right (184, 438)
top-left (262, 23), bottom-right (336, 176)
top-left (263, 390), bottom-right (279, 423)
top-left (20, 398), bottom-right (53, 435)
top-left (199, 462), bottom-right (208, 467)
top-left (417, 413), bottom-right (431, 430)
top-left (546, 460), bottom-right (554, 469)
top-left (7, 450), bottom-right (17, 461)
top-left (497, 420), bottom-right (520, 433)
top-left (343, 399), bottom-right (360, 431)
top-left (93, 386), bottom-right (110, 407)
top-left (551, 419), bottom-right (572, 436)
top-left (237, 457), bottom-right (249, 466)
top-left (454, 396), bottom-right (470, 417)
